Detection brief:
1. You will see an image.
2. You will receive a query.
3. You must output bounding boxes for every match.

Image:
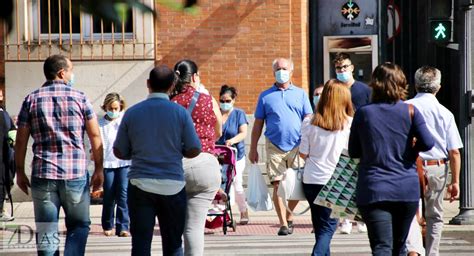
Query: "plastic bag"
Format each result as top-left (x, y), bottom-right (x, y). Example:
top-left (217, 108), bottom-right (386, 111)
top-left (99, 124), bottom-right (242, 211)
top-left (246, 164), bottom-right (273, 211)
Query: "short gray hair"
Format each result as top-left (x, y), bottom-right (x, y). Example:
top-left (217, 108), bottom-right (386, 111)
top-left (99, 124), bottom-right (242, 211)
top-left (272, 58), bottom-right (294, 72)
top-left (414, 66), bottom-right (442, 93)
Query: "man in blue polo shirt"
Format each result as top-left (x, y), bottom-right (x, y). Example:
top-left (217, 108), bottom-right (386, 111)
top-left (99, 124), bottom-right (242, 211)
top-left (113, 65), bottom-right (201, 256)
top-left (249, 58), bottom-right (313, 236)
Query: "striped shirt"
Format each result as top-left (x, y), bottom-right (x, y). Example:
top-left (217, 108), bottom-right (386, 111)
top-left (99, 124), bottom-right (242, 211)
top-left (17, 80), bottom-right (96, 180)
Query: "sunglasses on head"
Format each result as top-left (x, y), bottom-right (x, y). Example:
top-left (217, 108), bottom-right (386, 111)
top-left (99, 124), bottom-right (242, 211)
top-left (220, 99), bottom-right (232, 103)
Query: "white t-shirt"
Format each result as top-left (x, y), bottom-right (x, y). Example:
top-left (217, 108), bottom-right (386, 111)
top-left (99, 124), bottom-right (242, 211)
top-left (99, 114), bottom-right (131, 168)
top-left (299, 116), bottom-right (352, 185)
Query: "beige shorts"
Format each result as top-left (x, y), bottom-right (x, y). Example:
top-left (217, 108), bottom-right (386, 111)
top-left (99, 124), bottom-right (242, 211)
top-left (265, 139), bottom-right (304, 183)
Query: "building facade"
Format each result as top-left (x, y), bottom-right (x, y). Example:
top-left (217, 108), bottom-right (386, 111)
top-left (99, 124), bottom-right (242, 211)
top-left (1, 0), bottom-right (310, 115)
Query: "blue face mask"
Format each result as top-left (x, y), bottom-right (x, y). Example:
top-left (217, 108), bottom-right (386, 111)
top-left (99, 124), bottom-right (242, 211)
top-left (220, 103), bottom-right (233, 112)
top-left (313, 95), bottom-right (320, 107)
top-left (275, 70), bottom-right (290, 84)
top-left (67, 73), bottom-right (76, 87)
top-left (336, 71), bottom-right (351, 83)
top-left (106, 111), bottom-right (120, 119)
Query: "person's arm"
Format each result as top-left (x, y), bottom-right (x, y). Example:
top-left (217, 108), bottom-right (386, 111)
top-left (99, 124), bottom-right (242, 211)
top-left (86, 117), bottom-right (104, 192)
top-left (15, 126), bottom-right (31, 195)
top-left (447, 149), bottom-right (461, 202)
top-left (299, 119), bottom-right (310, 160)
top-left (183, 148), bottom-right (201, 158)
top-left (302, 92), bottom-right (314, 119)
top-left (211, 97), bottom-right (223, 139)
top-left (249, 118), bottom-right (264, 163)
top-left (226, 123), bottom-right (247, 146)
top-left (348, 112), bottom-right (362, 158)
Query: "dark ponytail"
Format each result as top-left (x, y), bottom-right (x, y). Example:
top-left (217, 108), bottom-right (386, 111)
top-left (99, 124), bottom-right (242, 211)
top-left (172, 59), bottom-right (198, 97)
top-left (219, 84), bottom-right (237, 99)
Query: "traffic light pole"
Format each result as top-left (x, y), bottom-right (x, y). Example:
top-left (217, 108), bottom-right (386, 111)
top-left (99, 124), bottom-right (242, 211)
top-left (449, 1), bottom-right (474, 225)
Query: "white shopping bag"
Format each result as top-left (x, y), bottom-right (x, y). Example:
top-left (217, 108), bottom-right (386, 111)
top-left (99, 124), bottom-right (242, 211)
top-left (246, 164), bottom-right (273, 211)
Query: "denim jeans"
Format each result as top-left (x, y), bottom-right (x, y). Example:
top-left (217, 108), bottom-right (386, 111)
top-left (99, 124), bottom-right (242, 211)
top-left (303, 183), bottom-right (338, 256)
top-left (359, 201), bottom-right (418, 256)
top-left (128, 183), bottom-right (186, 256)
top-left (101, 166), bottom-right (129, 234)
top-left (31, 175), bottom-right (91, 256)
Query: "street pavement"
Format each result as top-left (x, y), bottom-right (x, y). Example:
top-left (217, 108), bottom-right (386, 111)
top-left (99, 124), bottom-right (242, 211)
top-left (1, 199), bottom-right (474, 255)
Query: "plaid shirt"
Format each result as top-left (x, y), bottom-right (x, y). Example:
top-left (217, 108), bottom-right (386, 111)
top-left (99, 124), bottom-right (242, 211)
top-left (17, 81), bottom-right (96, 180)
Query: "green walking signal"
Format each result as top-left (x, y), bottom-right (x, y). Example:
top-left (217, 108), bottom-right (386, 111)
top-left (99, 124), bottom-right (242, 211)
top-left (430, 20), bottom-right (452, 43)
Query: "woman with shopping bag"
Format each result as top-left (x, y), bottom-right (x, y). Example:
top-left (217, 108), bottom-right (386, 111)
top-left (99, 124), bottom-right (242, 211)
top-left (299, 79), bottom-right (354, 256)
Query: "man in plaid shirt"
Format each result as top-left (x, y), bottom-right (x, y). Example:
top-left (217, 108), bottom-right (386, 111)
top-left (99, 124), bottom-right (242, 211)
top-left (15, 55), bottom-right (104, 255)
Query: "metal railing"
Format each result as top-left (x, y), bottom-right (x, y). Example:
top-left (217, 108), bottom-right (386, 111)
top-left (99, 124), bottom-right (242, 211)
top-left (3, 0), bottom-right (155, 61)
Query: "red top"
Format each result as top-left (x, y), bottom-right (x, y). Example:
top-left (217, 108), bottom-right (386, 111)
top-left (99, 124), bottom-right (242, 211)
top-left (172, 85), bottom-right (216, 153)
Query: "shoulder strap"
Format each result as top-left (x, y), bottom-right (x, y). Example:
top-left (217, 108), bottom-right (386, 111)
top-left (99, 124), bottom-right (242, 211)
top-left (187, 90), bottom-right (200, 114)
top-left (408, 104), bottom-right (414, 121)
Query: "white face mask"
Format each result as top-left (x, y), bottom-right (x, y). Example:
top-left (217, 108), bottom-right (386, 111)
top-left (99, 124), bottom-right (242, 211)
top-left (106, 111), bottom-right (120, 119)
top-left (313, 95), bottom-right (320, 106)
top-left (336, 71), bottom-right (351, 83)
top-left (275, 70), bottom-right (290, 84)
top-left (67, 73), bottom-right (76, 86)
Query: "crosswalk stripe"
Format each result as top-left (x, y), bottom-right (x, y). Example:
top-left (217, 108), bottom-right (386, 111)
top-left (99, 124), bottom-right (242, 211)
top-left (1, 234), bottom-right (472, 255)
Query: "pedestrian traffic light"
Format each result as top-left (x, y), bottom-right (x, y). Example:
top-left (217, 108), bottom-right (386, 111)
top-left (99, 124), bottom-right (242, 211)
top-left (429, 0), bottom-right (454, 43)
top-left (431, 0), bottom-right (453, 18)
top-left (430, 19), bottom-right (452, 43)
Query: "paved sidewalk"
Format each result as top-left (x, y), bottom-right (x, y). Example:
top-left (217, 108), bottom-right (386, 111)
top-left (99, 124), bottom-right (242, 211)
top-left (3, 198), bottom-right (473, 235)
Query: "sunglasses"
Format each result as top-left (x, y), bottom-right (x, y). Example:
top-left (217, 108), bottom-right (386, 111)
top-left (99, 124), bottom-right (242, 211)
top-left (220, 99), bottom-right (232, 103)
top-left (335, 64), bottom-right (352, 71)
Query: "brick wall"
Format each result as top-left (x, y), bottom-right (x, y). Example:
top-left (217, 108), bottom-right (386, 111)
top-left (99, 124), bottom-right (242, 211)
top-left (155, 0), bottom-right (309, 114)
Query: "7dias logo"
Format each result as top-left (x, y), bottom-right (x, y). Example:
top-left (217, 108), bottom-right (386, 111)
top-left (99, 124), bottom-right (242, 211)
top-left (1, 223), bottom-right (61, 252)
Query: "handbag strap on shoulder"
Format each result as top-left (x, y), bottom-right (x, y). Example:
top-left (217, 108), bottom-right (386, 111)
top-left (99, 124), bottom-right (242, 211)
top-left (187, 90), bottom-right (200, 114)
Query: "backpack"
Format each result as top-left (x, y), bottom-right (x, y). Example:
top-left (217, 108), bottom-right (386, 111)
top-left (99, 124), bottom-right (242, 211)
top-left (1, 110), bottom-right (15, 216)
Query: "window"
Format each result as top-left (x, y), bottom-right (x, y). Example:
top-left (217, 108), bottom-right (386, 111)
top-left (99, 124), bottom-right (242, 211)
top-left (4, 0), bottom-right (154, 61)
top-left (35, 0), bottom-right (134, 39)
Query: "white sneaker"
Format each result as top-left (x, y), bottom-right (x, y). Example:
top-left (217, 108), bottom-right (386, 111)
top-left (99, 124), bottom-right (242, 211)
top-left (0, 211), bottom-right (14, 222)
top-left (357, 222), bottom-right (367, 233)
top-left (340, 219), bottom-right (352, 234)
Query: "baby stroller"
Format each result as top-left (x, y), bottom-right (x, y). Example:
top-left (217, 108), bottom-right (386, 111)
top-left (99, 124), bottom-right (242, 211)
top-left (205, 145), bottom-right (237, 234)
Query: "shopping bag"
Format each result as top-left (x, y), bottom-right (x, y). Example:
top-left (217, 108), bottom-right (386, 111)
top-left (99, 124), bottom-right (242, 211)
top-left (246, 164), bottom-right (273, 211)
top-left (277, 154), bottom-right (310, 215)
top-left (314, 154), bottom-right (362, 221)
top-left (277, 165), bottom-right (305, 201)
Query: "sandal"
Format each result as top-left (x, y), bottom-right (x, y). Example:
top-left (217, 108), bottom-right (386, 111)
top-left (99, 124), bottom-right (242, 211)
top-left (240, 210), bottom-right (249, 225)
top-left (103, 230), bottom-right (114, 236)
top-left (118, 231), bottom-right (130, 237)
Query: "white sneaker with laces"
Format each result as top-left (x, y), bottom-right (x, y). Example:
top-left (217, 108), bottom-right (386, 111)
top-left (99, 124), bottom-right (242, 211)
top-left (357, 222), bottom-right (367, 233)
top-left (0, 210), bottom-right (14, 222)
top-left (340, 219), bottom-right (352, 234)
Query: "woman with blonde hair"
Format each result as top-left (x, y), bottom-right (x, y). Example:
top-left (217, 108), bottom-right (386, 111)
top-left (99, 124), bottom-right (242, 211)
top-left (299, 79), bottom-right (354, 255)
top-left (99, 92), bottom-right (131, 237)
top-left (349, 63), bottom-right (435, 255)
